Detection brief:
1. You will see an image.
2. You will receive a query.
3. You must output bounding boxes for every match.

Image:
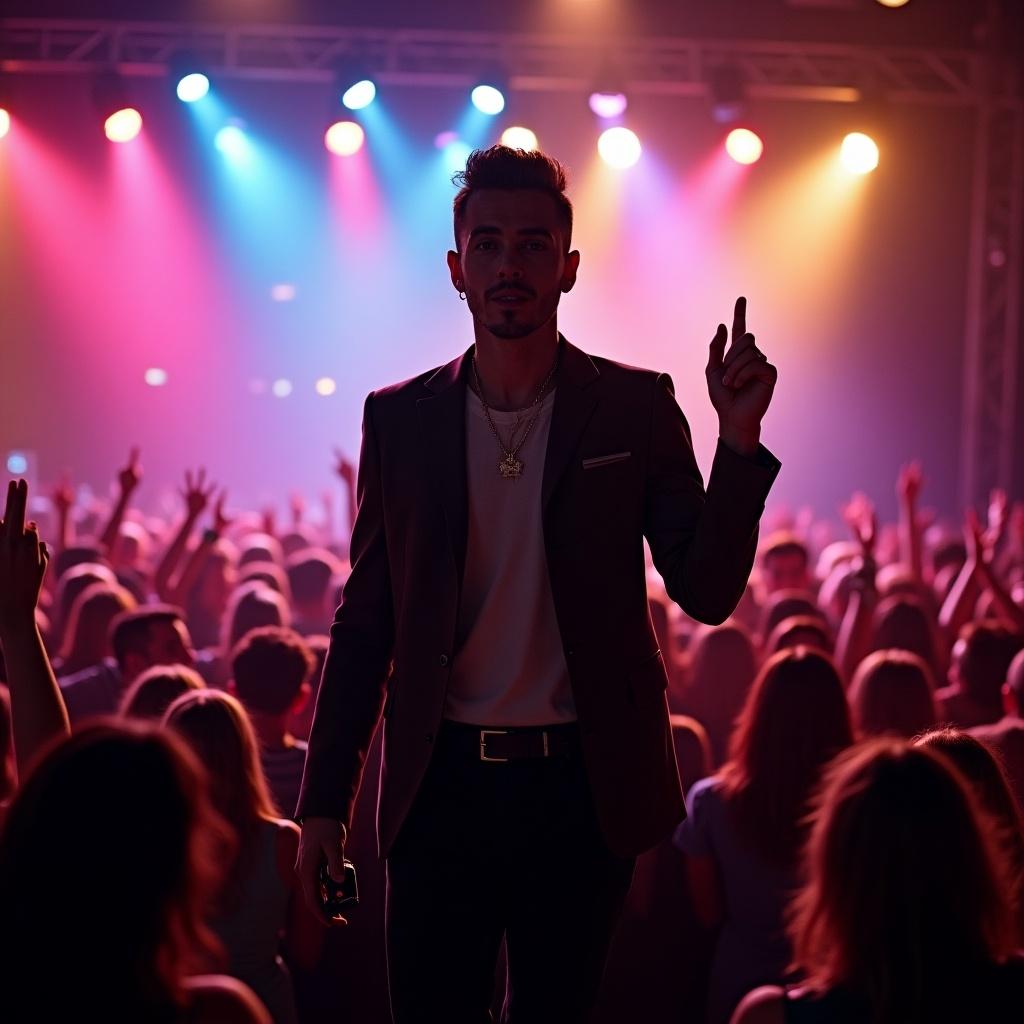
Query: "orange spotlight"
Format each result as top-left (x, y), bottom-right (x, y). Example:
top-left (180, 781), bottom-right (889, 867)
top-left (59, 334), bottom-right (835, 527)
top-left (725, 128), bottom-right (764, 165)
top-left (104, 108), bottom-right (142, 143)
top-left (840, 132), bottom-right (879, 174)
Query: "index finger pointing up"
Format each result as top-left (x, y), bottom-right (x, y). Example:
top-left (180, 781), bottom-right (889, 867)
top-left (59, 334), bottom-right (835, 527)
top-left (732, 296), bottom-right (747, 342)
top-left (2, 479), bottom-right (27, 537)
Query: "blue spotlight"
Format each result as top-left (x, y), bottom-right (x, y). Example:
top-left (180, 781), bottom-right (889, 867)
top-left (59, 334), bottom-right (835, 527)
top-left (215, 122), bottom-right (250, 160)
top-left (342, 79), bottom-right (376, 110)
top-left (176, 72), bottom-right (210, 103)
top-left (471, 84), bottom-right (505, 116)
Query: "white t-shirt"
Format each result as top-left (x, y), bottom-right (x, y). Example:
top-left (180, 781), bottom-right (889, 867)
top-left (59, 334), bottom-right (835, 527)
top-left (443, 385), bottom-right (577, 727)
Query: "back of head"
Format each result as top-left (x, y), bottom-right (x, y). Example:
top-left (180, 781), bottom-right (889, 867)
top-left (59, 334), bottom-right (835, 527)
top-left (759, 589), bottom-right (824, 645)
top-left (951, 621), bottom-right (1023, 710)
top-left (850, 649), bottom-right (938, 739)
top-left (790, 739), bottom-right (1017, 1015)
top-left (110, 605), bottom-right (186, 672)
top-left (164, 689), bottom-right (278, 840)
top-left (231, 625), bottom-right (314, 716)
top-left (766, 614), bottom-right (833, 657)
top-left (119, 663), bottom-right (204, 722)
top-left (53, 544), bottom-right (107, 584)
top-left (723, 646), bottom-right (852, 864)
top-left (286, 548), bottom-right (339, 606)
top-left (54, 561), bottom-right (117, 641)
top-left (686, 621), bottom-right (758, 765)
top-left (222, 582), bottom-right (290, 654)
top-left (452, 145), bottom-right (573, 249)
top-left (0, 721), bottom-right (227, 1013)
top-left (59, 581), bottom-right (136, 664)
top-left (871, 595), bottom-right (941, 677)
top-left (915, 728), bottom-right (1024, 880)
top-left (237, 533), bottom-right (284, 569)
top-left (237, 561), bottom-right (292, 603)
top-left (759, 531), bottom-right (810, 593)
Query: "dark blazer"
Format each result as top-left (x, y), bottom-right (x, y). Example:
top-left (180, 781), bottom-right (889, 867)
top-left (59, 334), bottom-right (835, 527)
top-left (297, 336), bottom-right (780, 858)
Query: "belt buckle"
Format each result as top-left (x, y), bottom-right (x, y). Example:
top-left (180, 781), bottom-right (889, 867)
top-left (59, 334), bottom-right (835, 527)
top-left (479, 729), bottom-right (508, 762)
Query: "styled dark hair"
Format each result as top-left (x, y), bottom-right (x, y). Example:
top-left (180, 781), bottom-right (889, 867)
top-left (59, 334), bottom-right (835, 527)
top-left (0, 721), bottom-right (231, 1018)
top-left (110, 605), bottom-right (186, 669)
top-left (721, 646), bottom-right (853, 865)
top-left (452, 145), bottom-right (573, 249)
top-left (231, 625), bottom-right (314, 716)
top-left (790, 739), bottom-right (1018, 1017)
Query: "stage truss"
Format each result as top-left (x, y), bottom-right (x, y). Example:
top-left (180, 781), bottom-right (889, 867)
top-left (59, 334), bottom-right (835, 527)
top-left (2, 18), bottom-right (1021, 507)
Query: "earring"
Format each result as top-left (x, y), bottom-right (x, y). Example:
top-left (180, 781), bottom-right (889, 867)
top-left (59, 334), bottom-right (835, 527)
top-left (457, 282), bottom-right (466, 301)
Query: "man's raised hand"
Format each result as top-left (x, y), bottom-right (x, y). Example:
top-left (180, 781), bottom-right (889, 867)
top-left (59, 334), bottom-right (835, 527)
top-left (706, 296), bottom-right (777, 454)
top-left (0, 479), bottom-right (49, 633)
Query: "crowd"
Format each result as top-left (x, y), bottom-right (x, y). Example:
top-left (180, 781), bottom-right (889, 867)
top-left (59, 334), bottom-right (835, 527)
top-left (1, 450), bottom-right (1023, 1022)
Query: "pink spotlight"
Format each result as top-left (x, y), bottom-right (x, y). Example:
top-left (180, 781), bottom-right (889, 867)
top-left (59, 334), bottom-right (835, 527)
top-left (105, 108), bottom-right (142, 143)
top-left (589, 92), bottom-right (628, 119)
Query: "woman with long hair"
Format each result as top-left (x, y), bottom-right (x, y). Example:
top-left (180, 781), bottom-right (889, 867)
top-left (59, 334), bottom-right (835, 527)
top-left (0, 721), bottom-right (268, 1022)
top-left (675, 646), bottom-right (853, 1023)
top-left (849, 649), bottom-right (938, 739)
top-left (164, 689), bottom-right (321, 1024)
top-left (53, 580), bottom-right (136, 677)
top-left (731, 739), bottom-right (1024, 1023)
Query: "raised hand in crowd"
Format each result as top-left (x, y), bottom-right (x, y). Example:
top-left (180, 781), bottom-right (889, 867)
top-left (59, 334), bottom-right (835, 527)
top-left (966, 506), bottom-right (1024, 633)
top-left (289, 491), bottom-right (306, 529)
top-left (835, 491), bottom-right (879, 684)
top-left (99, 447), bottom-right (142, 558)
top-left (155, 468), bottom-right (218, 601)
top-left (333, 447), bottom-right (358, 541)
top-left (168, 490), bottom-right (232, 608)
top-left (50, 473), bottom-right (74, 556)
top-left (897, 460), bottom-right (925, 582)
top-left (0, 479), bottom-right (69, 775)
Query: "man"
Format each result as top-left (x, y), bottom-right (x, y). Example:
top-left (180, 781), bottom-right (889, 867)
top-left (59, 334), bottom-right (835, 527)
top-left (970, 647), bottom-right (1024, 805)
top-left (758, 531), bottom-right (811, 595)
top-left (296, 146), bottom-right (780, 1022)
top-left (59, 605), bottom-right (196, 726)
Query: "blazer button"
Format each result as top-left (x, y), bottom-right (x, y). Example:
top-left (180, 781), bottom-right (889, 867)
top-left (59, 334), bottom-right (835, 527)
top-left (439, 654), bottom-right (449, 667)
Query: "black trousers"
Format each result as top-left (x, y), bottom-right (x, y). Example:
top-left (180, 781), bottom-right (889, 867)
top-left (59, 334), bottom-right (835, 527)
top-left (385, 720), bottom-right (636, 1024)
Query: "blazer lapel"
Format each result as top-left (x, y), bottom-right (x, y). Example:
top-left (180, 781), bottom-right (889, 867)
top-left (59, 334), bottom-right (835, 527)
top-left (542, 335), bottom-right (601, 512)
top-left (417, 348), bottom-right (470, 586)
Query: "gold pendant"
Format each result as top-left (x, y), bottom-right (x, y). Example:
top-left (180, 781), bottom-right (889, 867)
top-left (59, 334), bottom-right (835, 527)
top-left (499, 454), bottom-right (523, 480)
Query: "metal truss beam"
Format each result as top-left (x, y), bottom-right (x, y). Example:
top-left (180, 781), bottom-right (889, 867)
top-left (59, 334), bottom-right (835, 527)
top-left (0, 18), bottom-right (1003, 106)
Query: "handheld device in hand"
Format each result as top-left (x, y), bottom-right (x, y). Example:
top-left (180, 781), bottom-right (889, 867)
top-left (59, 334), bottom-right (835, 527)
top-left (319, 859), bottom-right (359, 917)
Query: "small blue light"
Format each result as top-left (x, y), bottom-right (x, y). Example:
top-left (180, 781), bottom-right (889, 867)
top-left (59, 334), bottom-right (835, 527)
top-left (176, 72), bottom-right (210, 103)
top-left (443, 140), bottom-right (473, 175)
top-left (342, 79), bottom-right (376, 111)
top-left (6, 453), bottom-right (28, 475)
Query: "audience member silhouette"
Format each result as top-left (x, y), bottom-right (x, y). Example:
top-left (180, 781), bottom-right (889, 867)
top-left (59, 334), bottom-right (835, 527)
top-left (675, 646), bottom-right (852, 1023)
top-left (164, 690), bottom-right (322, 1024)
top-left (849, 649), bottom-right (938, 739)
top-left (119, 663), bottom-right (205, 721)
top-left (936, 621), bottom-right (1024, 728)
top-left (970, 647), bottom-right (1024, 807)
top-left (731, 739), bottom-right (1024, 1023)
top-left (53, 580), bottom-right (135, 677)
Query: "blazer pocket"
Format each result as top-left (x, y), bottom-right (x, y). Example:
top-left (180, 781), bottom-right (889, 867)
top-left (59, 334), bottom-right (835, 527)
top-left (582, 451), bottom-right (632, 470)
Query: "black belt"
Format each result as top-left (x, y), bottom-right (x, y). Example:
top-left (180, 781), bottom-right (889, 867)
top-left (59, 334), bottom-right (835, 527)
top-left (439, 720), bottom-right (581, 762)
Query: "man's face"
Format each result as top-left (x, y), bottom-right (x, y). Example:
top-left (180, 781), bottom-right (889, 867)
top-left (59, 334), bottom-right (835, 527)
top-left (145, 620), bottom-right (196, 671)
top-left (762, 552), bottom-right (810, 594)
top-left (447, 189), bottom-right (579, 340)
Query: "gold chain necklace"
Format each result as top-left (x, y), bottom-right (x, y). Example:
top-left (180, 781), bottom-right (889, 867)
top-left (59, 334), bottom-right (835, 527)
top-left (472, 347), bottom-right (559, 480)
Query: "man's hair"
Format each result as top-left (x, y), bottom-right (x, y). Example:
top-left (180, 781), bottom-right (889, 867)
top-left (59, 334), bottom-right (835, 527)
top-left (760, 531), bottom-right (809, 568)
top-left (285, 549), bottom-right (339, 606)
top-left (231, 625), bottom-right (314, 716)
top-left (955, 621), bottom-right (1024, 705)
top-left (452, 145), bottom-right (573, 249)
top-left (110, 606), bottom-right (185, 669)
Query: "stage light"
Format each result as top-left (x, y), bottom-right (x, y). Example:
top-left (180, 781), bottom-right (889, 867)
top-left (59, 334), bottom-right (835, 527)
top-left (589, 92), bottom-right (628, 119)
top-left (434, 130), bottom-right (459, 150)
top-left (501, 126), bottom-right (538, 151)
top-left (840, 132), bottom-right (879, 174)
top-left (272, 379), bottom-right (293, 398)
top-left (0, 109), bottom-right (9, 139)
top-left (342, 79), bottom-right (376, 111)
top-left (270, 283), bottom-right (296, 302)
top-left (144, 368), bottom-right (168, 387)
top-left (325, 120), bottom-right (365, 156)
top-left (176, 72), bottom-right (210, 103)
top-left (598, 126), bottom-right (641, 168)
top-left (6, 453), bottom-right (28, 475)
top-left (876, 0), bottom-right (910, 7)
top-left (215, 122), bottom-right (250, 159)
top-left (725, 128), bottom-right (763, 165)
top-left (315, 377), bottom-right (337, 396)
top-left (104, 108), bottom-right (142, 143)
top-left (471, 84), bottom-right (505, 116)
top-left (708, 65), bottom-right (746, 125)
